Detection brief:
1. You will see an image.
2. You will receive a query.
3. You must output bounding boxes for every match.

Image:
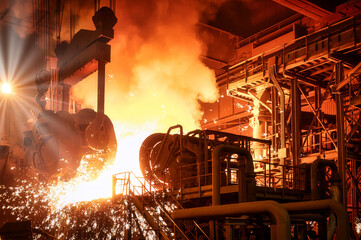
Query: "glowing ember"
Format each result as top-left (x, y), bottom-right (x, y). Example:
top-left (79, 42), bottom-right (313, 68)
top-left (0, 176), bottom-right (179, 239)
top-left (0, 178), bottom-right (125, 239)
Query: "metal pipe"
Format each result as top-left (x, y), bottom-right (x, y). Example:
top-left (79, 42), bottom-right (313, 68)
top-left (269, 64), bottom-right (286, 165)
top-left (291, 78), bottom-right (300, 166)
top-left (172, 200), bottom-right (291, 240)
top-left (335, 62), bottom-right (346, 206)
top-left (212, 145), bottom-right (256, 206)
top-left (290, 213), bottom-right (324, 221)
top-left (282, 199), bottom-right (350, 240)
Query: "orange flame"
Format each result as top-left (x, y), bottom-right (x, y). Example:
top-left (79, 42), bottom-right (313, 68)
top-left (51, 0), bottom-right (219, 207)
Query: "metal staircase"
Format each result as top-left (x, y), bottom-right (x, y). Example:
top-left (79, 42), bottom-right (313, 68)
top-left (112, 172), bottom-right (210, 240)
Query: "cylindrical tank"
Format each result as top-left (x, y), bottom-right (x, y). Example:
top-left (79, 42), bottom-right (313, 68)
top-left (139, 127), bottom-right (265, 189)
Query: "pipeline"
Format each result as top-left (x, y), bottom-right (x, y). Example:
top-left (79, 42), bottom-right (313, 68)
top-left (269, 63), bottom-right (286, 164)
top-left (171, 200), bottom-right (291, 240)
top-left (282, 199), bottom-right (350, 240)
top-left (212, 145), bottom-right (256, 206)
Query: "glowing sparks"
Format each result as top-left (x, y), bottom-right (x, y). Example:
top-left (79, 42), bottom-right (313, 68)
top-left (0, 177), bottom-right (177, 239)
top-left (0, 180), bottom-right (127, 239)
top-left (65, 0), bottom-right (218, 208)
top-left (1, 0), bottom-right (220, 238)
top-left (46, 122), bottom-right (156, 208)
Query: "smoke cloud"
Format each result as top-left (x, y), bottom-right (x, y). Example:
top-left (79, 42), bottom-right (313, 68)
top-left (50, 0), bottom-right (221, 202)
top-left (73, 0), bottom-right (219, 132)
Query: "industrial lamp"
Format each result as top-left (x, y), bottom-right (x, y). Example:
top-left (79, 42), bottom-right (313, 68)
top-left (1, 81), bottom-right (12, 145)
top-left (1, 82), bottom-right (12, 95)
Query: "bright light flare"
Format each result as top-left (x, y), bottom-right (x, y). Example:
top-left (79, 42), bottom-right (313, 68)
top-left (1, 82), bottom-right (12, 94)
top-left (356, 217), bottom-right (361, 235)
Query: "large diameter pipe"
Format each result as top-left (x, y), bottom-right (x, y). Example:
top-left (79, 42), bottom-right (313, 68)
top-left (282, 199), bottom-right (350, 240)
top-left (212, 145), bottom-right (256, 206)
top-left (172, 200), bottom-right (291, 240)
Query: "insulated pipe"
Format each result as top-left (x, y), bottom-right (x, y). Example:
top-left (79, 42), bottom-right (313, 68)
top-left (269, 64), bottom-right (286, 164)
top-left (282, 199), bottom-right (350, 240)
top-left (212, 145), bottom-right (256, 206)
top-left (290, 213), bottom-right (324, 221)
top-left (171, 200), bottom-right (291, 240)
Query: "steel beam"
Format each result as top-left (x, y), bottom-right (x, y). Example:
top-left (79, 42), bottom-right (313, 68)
top-left (272, 0), bottom-right (332, 22)
top-left (335, 62), bottom-right (347, 206)
top-left (298, 86), bottom-right (337, 149)
top-left (97, 61), bottom-right (105, 114)
top-left (291, 78), bottom-right (301, 166)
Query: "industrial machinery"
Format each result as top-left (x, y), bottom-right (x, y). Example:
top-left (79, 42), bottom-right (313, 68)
top-left (23, 108), bottom-right (116, 181)
top-left (139, 124), bottom-right (268, 192)
top-left (7, 6), bottom-right (118, 183)
top-left (19, 7), bottom-right (119, 182)
top-left (112, 125), bottom-right (349, 240)
top-left (1, 0), bottom-right (359, 239)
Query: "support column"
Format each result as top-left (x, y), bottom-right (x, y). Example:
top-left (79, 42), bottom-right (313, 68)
top-left (61, 84), bottom-right (70, 112)
top-left (271, 87), bottom-right (278, 159)
top-left (291, 78), bottom-right (301, 166)
top-left (315, 86), bottom-right (322, 154)
top-left (5, 98), bottom-right (10, 141)
top-left (251, 100), bottom-right (266, 160)
top-left (97, 60), bottom-right (106, 114)
top-left (335, 62), bottom-right (346, 205)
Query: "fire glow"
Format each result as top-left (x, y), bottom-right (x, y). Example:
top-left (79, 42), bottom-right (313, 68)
top-left (50, 0), bottom-right (218, 207)
top-left (1, 1), bottom-right (221, 238)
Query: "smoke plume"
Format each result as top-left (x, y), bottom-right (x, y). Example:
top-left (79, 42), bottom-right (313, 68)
top-left (73, 0), bottom-right (219, 133)
top-left (51, 0), bottom-right (221, 203)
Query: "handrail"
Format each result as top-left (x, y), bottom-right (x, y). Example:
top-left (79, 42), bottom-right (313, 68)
top-left (161, 187), bottom-right (211, 240)
top-left (130, 176), bottom-right (190, 240)
top-left (135, 172), bottom-right (195, 240)
top-left (154, 125), bottom-right (183, 168)
top-left (172, 157), bottom-right (306, 190)
top-left (228, 15), bottom-right (359, 71)
top-left (113, 160), bottom-right (307, 236)
top-left (114, 171), bottom-right (210, 240)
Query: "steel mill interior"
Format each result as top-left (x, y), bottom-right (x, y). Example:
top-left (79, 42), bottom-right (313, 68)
top-left (1, 0), bottom-right (361, 239)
